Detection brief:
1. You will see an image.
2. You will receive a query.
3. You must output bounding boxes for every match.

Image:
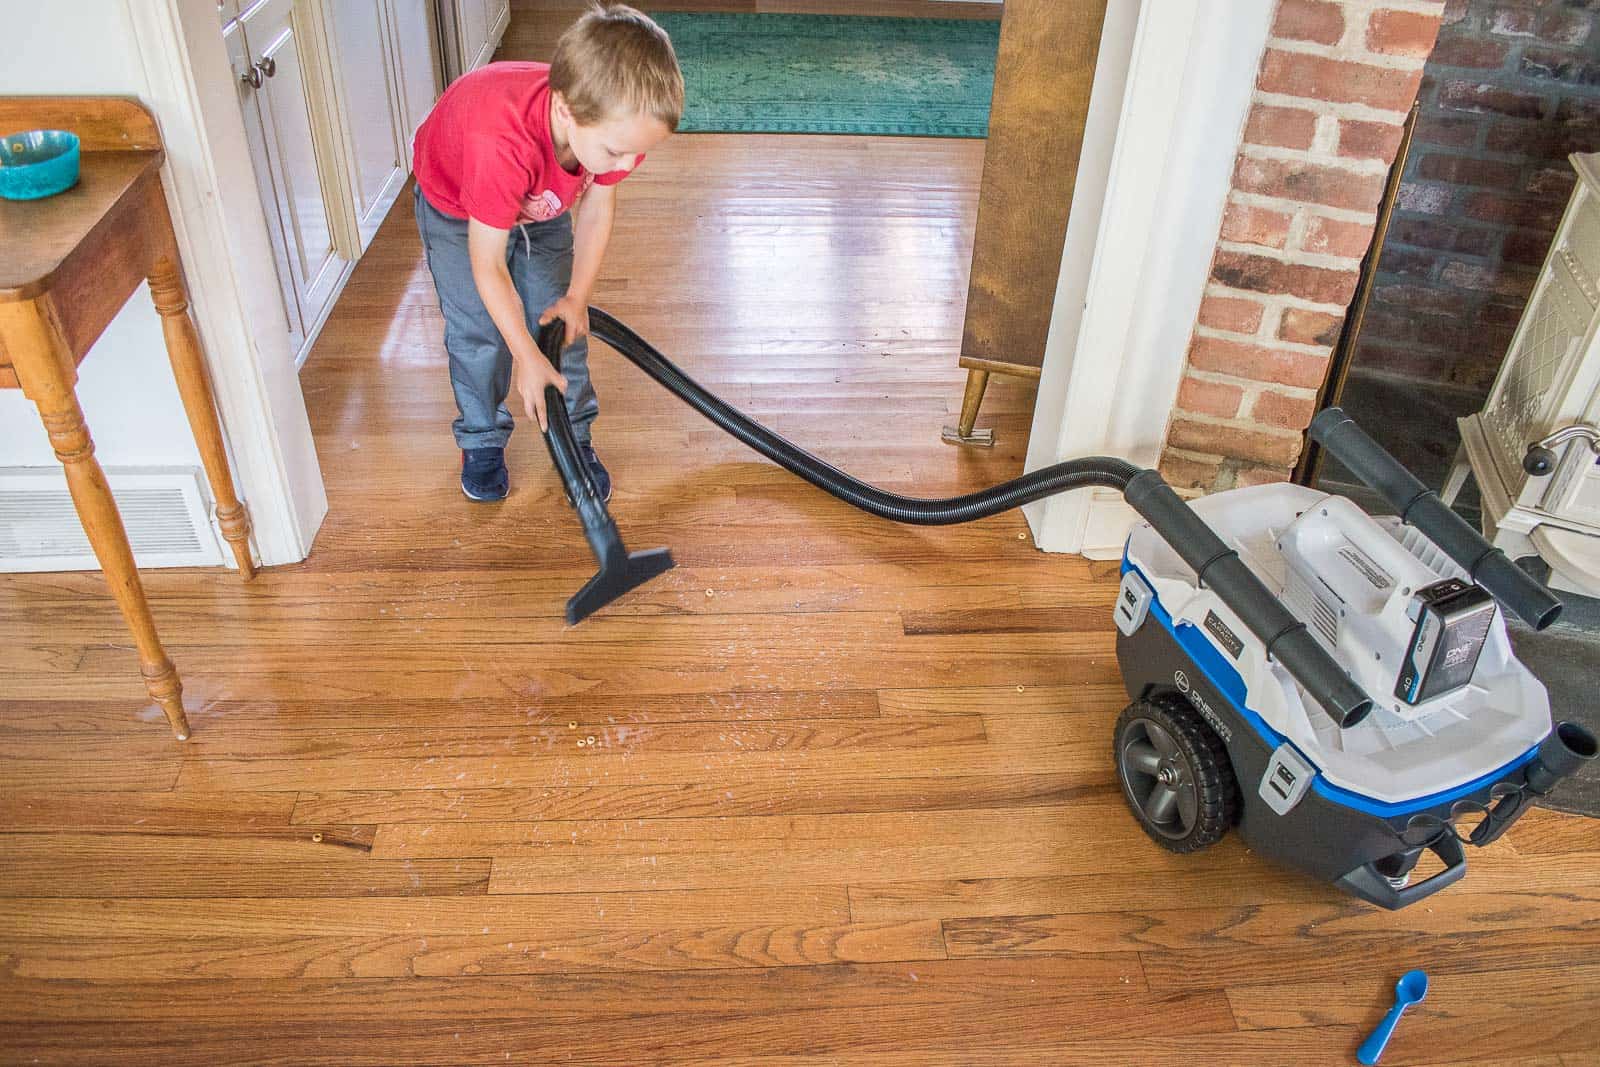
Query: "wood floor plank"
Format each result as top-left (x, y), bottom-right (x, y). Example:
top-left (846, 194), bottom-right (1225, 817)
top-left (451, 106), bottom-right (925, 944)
top-left (901, 605), bottom-right (1112, 636)
top-left (1, 691), bottom-right (884, 736)
top-left (855, 848), bottom-right (1600, 924)
top-left (173, 740), bottom-right (1114, 793)
top-left (877, 682), bottom-right (1129, 718)
top-left (291, 775), bottom-right (1117, 824)
top-left (246, 512), bottom-right (1045, 572)
top-left (1, 889), bottom-right (849, 940)
top-left (5, 653), bottom-right (1119, 704)
top-left (0, 991), bottom-right (1236, 1067)
top-left (0, 921), bottom-right (945, 981)
top-left (849, 864), bottom-right (1343, 922)
top-left (0, 791), bottom-right (298, 833)
top-left (1, 716), bottom-right (981, 762)
top-left (487, 842), bottom-right (1135, 895)
top-left (374, 802), bottom-right (1127, 859)
top-left (12, 617), bottom-right (1122, 705)
top-left (1140, 924), bottom-right (1600, 994)
top-left (0, 758), bottom-right (178, 792)
top-left (941, 888), bottom-right (1600, 957)
top-left (0, 957), bottom-right (1145, 1024)
top-left (0, 833), bottom-right (485, 898)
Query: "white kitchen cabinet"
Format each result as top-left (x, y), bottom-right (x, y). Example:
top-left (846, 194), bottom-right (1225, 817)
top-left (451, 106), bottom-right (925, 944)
top-left (485, 0), bottom-right (511, 62)
top-left (458, 0), bottom-right (491, 73)
top-left (326, 0), bottom-right (409, 248)
top-left (439, 0), bottom-right (510, 82)
top-left (229, 0), bottom-right (348, 361)
top-left (226, 0), bottom-right (439, 361)
top-left (386, 0), bottom-right (443, 166)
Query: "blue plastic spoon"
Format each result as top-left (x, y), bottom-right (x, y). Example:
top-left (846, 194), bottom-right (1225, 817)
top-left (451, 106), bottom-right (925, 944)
top-left (1357, 970), bottom-right (1428, 1065)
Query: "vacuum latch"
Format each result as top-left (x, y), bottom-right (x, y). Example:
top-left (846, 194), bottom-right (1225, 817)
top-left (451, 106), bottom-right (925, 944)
top-left (1114, 570), bottom-right (1154, 637)
top-left (1260, 743), bottom-right (1317, 815)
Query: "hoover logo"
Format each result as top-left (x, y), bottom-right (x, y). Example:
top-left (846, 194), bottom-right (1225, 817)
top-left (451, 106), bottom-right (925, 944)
top-left (1174, 670), bottom-right (1233, 742)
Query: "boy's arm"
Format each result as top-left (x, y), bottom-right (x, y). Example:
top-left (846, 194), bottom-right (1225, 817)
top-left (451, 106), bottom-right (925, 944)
top-left (467, 219), bottom-right (568, 431)
top-left (539, 181), bottom-right (616, 346)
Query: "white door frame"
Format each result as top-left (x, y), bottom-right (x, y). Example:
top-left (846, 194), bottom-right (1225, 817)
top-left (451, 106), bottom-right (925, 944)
top-left (1023, 0), bottom-right (1277, 558)
top-left (125, 0), bottom-right (327, 566)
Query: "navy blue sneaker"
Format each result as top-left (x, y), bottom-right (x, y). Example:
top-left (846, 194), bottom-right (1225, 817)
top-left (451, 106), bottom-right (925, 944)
top-left (461, 447), bottom-right (508, 502)
top-left (565, 442), bottom-right (612, 505)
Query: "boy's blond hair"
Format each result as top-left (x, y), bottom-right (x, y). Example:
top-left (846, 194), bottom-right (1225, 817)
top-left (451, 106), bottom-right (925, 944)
top-left (550, 3), bottom-right (684, 131)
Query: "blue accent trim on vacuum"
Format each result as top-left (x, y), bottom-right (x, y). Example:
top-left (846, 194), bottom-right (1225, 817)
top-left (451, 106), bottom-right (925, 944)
top-left (1120, 554), bottom-right (1542, 818)
top-left (1312, 743), bottom-right (1540, 818)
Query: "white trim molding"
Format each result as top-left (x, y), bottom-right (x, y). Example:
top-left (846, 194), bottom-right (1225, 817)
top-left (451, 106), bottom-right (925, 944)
top-left (125, 0), bottom-right (328, 565)
top-left (1023, 0), bottom-right (1277, 558)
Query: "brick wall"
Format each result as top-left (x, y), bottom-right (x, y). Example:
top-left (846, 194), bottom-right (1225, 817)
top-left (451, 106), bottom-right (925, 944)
top-left (1356, 0), bottom-right (1600, 394)
top-left (1158, 0), bottom-right (1447, 492)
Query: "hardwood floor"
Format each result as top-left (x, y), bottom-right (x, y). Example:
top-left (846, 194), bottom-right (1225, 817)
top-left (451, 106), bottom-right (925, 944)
top-left (2, 4), bottom-right (1598, 1065)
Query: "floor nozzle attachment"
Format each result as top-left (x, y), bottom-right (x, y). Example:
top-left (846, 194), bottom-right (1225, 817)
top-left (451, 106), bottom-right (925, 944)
top-left (537, 321), bottom-right (675, 623)
top-left (566, 518), bottom-right (675, 624)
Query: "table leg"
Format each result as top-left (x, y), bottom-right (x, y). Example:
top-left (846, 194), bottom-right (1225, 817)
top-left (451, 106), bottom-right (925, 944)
top-left (149, 257), bottom-right (256, 579)
top-left (0, 302), bottom-right (191, 740)
top-left (941, 368), bottom-right (996, 447)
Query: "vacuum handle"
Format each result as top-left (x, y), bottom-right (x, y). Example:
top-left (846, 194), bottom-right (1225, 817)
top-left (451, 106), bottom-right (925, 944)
top-left (535, 320), bottom-right (601, 503)
top-left (1124, 472), bottom-right (1374, 729)
top-left (1338, 831), bottom-right (1467, 911)
top-left (1308, 408), bottom-right (1562, 630)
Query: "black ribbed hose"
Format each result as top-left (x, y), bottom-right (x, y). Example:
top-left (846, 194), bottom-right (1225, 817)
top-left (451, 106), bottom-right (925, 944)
top-left (561, 310), bottom-right (1374, 729)
top-left (588, 308), bottom-right (1140, 518)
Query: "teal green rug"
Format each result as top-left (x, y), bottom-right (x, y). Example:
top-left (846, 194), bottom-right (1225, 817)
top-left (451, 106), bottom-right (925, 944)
top-left (649, 12), bottom-right (1000, 138)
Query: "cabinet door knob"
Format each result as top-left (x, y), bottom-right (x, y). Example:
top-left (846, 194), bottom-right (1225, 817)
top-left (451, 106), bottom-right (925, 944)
top-left (258, 56), bottom-right (277, 79)
top-left (241, 65), bottom-right (263, 89)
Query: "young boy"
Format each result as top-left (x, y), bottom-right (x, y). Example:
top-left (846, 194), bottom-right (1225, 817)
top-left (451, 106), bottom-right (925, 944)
top-left (412, 3), bottom-right (683, 502)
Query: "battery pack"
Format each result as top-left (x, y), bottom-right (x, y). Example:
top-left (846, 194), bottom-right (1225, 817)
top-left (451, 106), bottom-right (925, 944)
top-left (1394, 579), bottom-right (1496, 705)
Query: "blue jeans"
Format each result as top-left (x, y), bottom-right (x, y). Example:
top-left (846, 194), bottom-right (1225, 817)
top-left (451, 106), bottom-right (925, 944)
top-left (414, 185), bottom-right (598, 449)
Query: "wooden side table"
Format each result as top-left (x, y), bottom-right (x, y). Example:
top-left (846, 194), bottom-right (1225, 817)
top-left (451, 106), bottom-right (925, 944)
top-left (0, 97), bottom-right (255, 741)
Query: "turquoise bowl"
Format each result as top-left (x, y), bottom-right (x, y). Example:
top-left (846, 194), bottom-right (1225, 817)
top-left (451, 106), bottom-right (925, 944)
top-left (0, 129), bottom-right (81, 201)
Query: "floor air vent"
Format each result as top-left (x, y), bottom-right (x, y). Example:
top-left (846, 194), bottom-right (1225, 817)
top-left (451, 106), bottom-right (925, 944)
top-left (0, 467), bottom-right (225, 572)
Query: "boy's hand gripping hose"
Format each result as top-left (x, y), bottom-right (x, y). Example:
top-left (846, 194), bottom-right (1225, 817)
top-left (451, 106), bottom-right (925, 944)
top-left (538, 312), bottom-right (1376, 728)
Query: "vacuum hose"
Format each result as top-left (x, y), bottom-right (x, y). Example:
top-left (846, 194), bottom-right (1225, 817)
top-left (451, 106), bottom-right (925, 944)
top-left (538, 312), bottom-right (1375, 729)
top-left (586, 309), bottom-right (1141, 521)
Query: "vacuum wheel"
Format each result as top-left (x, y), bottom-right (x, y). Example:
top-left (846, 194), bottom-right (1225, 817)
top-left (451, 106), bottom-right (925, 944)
top-left (1113, 697), bottom-right (1239, 853)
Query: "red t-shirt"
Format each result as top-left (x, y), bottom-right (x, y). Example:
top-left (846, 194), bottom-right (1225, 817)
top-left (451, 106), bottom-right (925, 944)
top-left (413, 62), bottom-right (639, 229)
